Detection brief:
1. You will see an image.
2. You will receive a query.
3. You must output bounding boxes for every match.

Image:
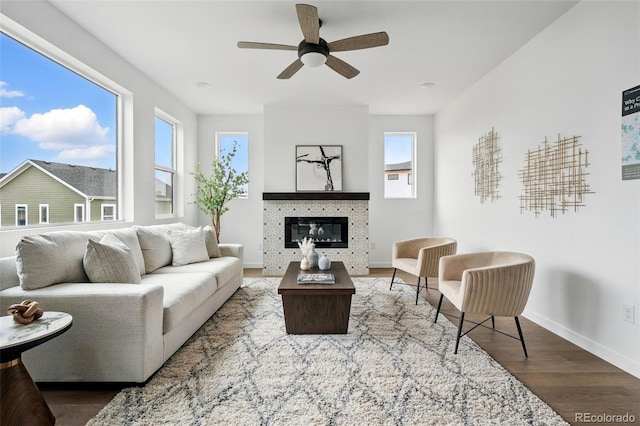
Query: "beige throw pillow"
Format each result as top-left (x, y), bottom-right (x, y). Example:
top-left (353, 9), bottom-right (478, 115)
top-left (168, 227), bottom-right (209, 266)
top-left (134, 225), bottom-right (174, 273)
top-left (203, 224), bottom-right (221, 258)
top-left (16, 231), bottom-right (93, 289)
top-left (83, 234), bottom-right (141, 284)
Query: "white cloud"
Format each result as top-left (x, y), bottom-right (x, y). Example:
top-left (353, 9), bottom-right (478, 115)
top-left (0, 106), bottom-right (26, 134)
top-left (53, 144), bottom-right (115, 163)
top-left (13, 104), bottom-right (110, 150)
top-left (0, 81), bottom-right (25, 98)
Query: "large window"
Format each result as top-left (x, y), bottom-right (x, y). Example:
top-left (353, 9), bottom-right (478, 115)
top-left (154, 113), bottom-right (177, 216)
top-left (0, 31), bottom-right (119, 228)
top-left (217, 133), bottom-right (249, 197)
top-left (384, 133), bottom-right (416, 198)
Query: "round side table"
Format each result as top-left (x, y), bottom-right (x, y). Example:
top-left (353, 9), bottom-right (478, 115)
top-left (0, 311), bottom-right (73, 426)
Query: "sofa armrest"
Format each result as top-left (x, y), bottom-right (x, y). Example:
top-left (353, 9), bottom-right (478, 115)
top-left (0, 283), bottom-right (165, 382)
top-left (219, 243), bottom-right (243, 261)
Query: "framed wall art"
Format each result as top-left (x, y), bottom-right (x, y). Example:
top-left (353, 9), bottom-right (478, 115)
top-left (296, 145), bottom-right (343, 191)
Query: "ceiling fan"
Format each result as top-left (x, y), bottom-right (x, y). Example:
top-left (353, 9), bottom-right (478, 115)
top-left (237, 3), bottom-right (389, 79)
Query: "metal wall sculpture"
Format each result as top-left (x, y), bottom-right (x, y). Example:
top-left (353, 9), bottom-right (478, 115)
top-left (518, 134), bottom-right (593, 218)
top-left (472, 127), bottom-right (502, 203)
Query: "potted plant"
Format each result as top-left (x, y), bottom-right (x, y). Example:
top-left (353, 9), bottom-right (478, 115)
top-left (192, 141), bottom-right (249, 241)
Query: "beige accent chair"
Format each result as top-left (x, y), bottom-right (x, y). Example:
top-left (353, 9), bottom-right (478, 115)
top-left (434, 251), bottom-right (535, 356)
top-left (390, 237), bottom-right (457, 304)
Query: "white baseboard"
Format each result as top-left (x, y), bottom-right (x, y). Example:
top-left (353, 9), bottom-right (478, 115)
top-left (523, 308), bottom-right (640, 379)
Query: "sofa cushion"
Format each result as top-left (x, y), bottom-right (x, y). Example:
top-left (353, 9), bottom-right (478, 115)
top-left (134, 223), bottom-right (185, 273)
top-left (153, 256), bottom-right (242, 289)
top-left (105, 228), bottom-right (146, 276)
top-left (140, 272), bottom-right (217, 333)
top-left (168, 228), bottom-right (209, 266)
top-left (83, 234), bottom-right (141, 284)
top-left (203, 225), bottom-right (221, 258)
top-left (15, 231), bottom-right (99, 289)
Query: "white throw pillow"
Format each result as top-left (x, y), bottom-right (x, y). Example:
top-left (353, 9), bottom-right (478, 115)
top-left (83, 234), bottom-right (141, 284)
top-left (168, 227), bottom-right (209, 266)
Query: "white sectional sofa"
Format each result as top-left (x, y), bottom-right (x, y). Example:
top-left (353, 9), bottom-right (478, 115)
top-left (0, 223), bottom-right (243, 383)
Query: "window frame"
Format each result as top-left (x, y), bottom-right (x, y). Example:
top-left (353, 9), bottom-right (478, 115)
top-left (383, 132), bottom-right (417, 199)
top-left (101, 203), bottom-right (116, 221)
top-left (74, 203), bottom-right (85, 223)
top-left (0, 21), bottom-right (130, 229)
top-left (39, 204), bottom-right (49, 224)
top-left (154, 110), bottom-right (179, 218)
top-left (15, 204), bottom-right (27, 226)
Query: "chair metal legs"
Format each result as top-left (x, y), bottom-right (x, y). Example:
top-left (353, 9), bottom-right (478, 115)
top-left (454, 312), bottom-right (465, 354)
top-left (390, 269), bottom-right (422, 305)
top-left (434, 293), bottom-right (444, 323)
top-left (434, 295), bottom-right (528, 357)
top-left (514, 316), bottom-right (528, 357)
top-left (389, 268), bottom-right (397, 291)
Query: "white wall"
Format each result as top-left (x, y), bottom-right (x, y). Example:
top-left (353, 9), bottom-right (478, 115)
top-left (369, 116), bottom-right (434, 267)
top-left (434, 1), bottom-right (640, 377)
top-left (197, 115), bottom-right (264, 267)
top-left (200, 108), bottom-right (434, 270)
top-left (263, 105), bottom-right (369, 191)
top-left (0, 1), bottom-right (199, 257)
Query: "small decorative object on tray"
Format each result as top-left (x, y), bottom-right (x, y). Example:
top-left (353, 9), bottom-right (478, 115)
top-left (297, 273), bottom-right (336, 284)
top-left (7, 300), bottom-right (44, 324)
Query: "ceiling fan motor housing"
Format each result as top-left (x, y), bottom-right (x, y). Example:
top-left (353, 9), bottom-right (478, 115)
top-left (298, 38), bottom-right (329, 59)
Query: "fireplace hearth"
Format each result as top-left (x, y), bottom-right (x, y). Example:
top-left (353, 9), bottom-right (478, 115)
top-left (284, 217), bottom-right (348, 248)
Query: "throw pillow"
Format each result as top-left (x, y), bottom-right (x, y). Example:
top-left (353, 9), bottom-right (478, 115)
top-left (203, 224), bottom-right (222, 258)
top-left (83, 234), bottom-right (141, 284)
top-left (105, 228), bottom-right (146, 276)
top-left (133, 225), bottom-right (174, 273)
top-left (168, 227), bottom-right (209, 266)
top-left (16, 231), bottom-right (93, 289)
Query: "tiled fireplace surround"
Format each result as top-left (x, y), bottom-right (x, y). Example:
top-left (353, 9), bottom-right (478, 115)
top-left (262, 192), bottom-right (370, 275)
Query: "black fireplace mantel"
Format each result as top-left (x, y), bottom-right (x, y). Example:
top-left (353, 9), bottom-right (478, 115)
top-left (263, 192), bottom-right (369, 201)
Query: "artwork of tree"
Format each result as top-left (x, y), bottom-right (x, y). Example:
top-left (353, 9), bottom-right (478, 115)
top-left (296, 145), bottom-right (342, 191)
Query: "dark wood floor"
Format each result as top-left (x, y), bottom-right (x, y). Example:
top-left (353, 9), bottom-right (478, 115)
top-left (37, 268), bottom-right (640, 425)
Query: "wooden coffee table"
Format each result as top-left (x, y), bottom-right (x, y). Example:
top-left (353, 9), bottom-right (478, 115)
top-left (278, 261), bottom-right (356, 334)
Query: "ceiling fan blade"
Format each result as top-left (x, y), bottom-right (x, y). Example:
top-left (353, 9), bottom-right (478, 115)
top-left (325, 55), bottom-right (360, 79)
top-left (237, 41), bottom-right (297, 51)
top-left (296, 4), bottom-right (320, 44)
top-left (277, 59), bottom-right (304, 79)
top-left (327, 32), bottom-right (390, 52)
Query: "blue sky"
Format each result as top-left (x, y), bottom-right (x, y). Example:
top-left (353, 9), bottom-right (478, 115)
top-left (0, 32), bottom-right (116, 174)
top-left (384, 134), bottom-right (414, 165)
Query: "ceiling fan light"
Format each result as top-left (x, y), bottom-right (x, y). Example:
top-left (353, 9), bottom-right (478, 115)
top-left (301, 52), bottom-right (327, 68)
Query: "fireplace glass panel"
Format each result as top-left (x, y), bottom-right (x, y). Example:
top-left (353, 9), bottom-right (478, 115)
top-left (284, 217), bottom-right (348, 248)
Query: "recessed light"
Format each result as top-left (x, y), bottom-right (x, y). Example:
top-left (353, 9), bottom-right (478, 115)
top-left (420, 82), bottom-right (436, 89)
top-left (196, 81), bottom-right (210, 88)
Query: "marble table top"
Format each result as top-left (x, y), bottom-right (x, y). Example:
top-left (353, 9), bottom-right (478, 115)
top-left (0, 311), bottom-right (73, 350)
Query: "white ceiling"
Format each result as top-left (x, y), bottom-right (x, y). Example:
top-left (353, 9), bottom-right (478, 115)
top-left (47, 0), bottom-right (577, 115)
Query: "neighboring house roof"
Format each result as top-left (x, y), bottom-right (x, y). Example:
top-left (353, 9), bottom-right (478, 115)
top-left (0, 159), bottom-right (116, 198)
top-left (385, 161), bottom-right (412, 172)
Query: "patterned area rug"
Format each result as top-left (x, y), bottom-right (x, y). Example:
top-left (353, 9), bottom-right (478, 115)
top-left (88, 277), bottom-right (567, 425)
